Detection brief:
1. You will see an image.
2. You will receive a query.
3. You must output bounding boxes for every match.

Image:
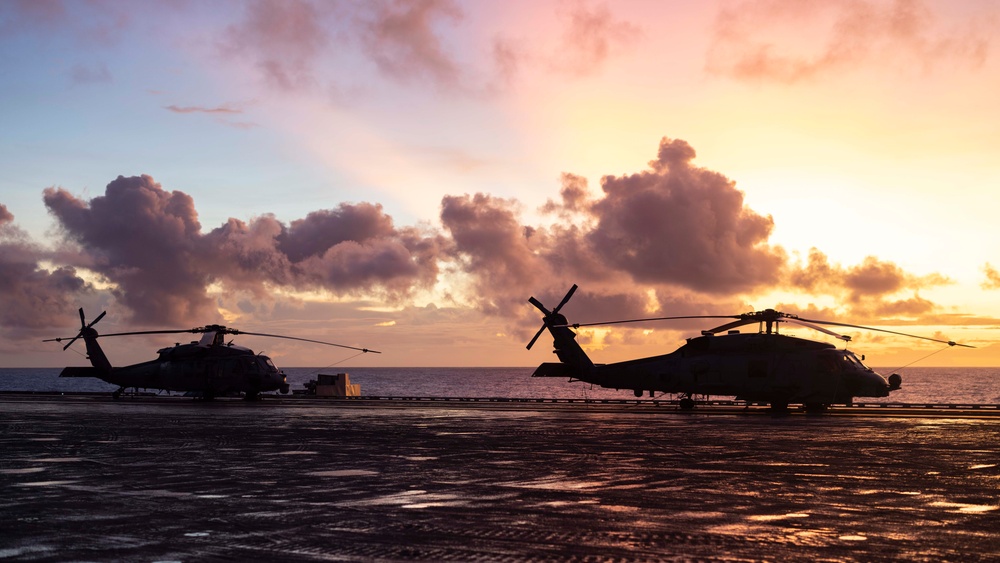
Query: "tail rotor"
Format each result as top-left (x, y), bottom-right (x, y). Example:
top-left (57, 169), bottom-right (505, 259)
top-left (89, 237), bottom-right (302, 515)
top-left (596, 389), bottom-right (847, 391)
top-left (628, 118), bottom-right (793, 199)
top-left (526, 284), bottom-right (578, 350)
top-left (53, 308), bottom-right (107, 350)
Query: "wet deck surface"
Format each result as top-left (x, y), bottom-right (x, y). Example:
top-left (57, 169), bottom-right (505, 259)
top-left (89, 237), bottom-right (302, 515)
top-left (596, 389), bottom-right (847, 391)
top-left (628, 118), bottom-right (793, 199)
top-left (2, 396), bottom-right (999, 561)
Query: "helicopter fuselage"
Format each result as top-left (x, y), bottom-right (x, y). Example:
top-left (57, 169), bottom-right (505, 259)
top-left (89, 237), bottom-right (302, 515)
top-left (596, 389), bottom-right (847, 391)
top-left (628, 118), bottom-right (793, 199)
top-left (109, 343), bottom-right (287, 395)
top-left (61, 333), bottom-right (289, 398)
top-left (536, 332), bottom-right (892, 405)
top-left (48, 309), bottom-right (379, 400)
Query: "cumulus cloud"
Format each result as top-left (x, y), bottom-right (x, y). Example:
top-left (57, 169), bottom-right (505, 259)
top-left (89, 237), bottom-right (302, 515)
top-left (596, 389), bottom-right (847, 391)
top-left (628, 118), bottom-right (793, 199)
top-left (440, 193), bottom-right (543, 314)
top-left (44, 175), bottom-right (214, 325)
top-left (707, 0), bottom-right (991, 83)
top-left (789, 248), bottom-right (951, 318)
top-left (42, 175), bottom-right (444, 327)
top-left (439, 137), bottom-right (963, 339)
top-left (13, 136), bottom-right (964, 346)
top-left (584, 138), bottom-right (786, 293)
top-left (0, 203), bottom-right (90, 333)
top-left (441, 137), bottom-right (788, 333)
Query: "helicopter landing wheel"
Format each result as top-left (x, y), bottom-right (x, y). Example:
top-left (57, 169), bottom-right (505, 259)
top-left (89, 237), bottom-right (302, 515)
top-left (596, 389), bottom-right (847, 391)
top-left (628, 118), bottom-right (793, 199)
top-left (804, 402), bottom-right (828, 413)
top-left (243, 391), bottom-right (261, 402)
top-left (679, 396), bottom-right (695, 410)
top-left (112, 388), bottom-right (123, 401)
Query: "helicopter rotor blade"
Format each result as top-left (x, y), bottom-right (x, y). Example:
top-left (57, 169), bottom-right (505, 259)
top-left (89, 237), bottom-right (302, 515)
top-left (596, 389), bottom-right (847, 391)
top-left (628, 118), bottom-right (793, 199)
top-left (559, 315), bottom-right (740, 330)
top-left (234, 331), bottom-right (381, 354)
top-left (46, 320), bottom-right (382, 353)
top-left (525, 325), bottom-right (546, 350)
top-left (782, 318), bottom-right (851, 341)
top-left (527, 296), bottom-right (550, 316)
top-left (89, 310), bottom-right (107, 328)
top-left (704, 317), bottom-right (766, 335)
top-left (551, 284), bottom-right (578, 315)
top-left (794, 317), bottom-right (975, 348)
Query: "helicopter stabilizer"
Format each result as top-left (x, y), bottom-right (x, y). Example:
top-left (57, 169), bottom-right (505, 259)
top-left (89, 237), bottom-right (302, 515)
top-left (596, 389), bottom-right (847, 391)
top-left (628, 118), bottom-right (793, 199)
top-left (59, 366), bottom-right (104, 378)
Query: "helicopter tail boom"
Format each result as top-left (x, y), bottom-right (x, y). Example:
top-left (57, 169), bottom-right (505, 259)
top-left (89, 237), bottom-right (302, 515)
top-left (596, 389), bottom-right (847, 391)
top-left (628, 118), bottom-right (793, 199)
top-left (59, 366), bottom-right (105, 378)
top-left (531, 362), bottom-right (576, 378)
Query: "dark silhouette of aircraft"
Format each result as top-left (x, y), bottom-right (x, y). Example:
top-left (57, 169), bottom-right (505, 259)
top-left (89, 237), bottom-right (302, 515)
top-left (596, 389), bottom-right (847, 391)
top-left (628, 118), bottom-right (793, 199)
top-left (45, 309), bottom-right (380, 400)
top-left (527, 285), bottom-right (972, 410)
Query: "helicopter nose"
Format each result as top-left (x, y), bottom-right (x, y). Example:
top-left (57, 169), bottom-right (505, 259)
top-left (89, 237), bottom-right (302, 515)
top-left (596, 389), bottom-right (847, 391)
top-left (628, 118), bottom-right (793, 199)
top-left (865, 371), bottom-right (892, 397)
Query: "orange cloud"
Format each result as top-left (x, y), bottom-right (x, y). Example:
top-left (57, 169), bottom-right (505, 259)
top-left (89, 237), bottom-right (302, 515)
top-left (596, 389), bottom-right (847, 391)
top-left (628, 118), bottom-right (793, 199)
top-left (982, 263), bottom-right (1000, 290)
top-left (790, 248), bottom-right (952, 320)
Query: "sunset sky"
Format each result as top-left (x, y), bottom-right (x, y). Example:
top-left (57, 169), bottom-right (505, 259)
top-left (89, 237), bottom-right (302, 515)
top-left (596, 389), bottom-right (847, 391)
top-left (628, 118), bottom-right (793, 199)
top-left (2, 0), bottom-right (999, 370)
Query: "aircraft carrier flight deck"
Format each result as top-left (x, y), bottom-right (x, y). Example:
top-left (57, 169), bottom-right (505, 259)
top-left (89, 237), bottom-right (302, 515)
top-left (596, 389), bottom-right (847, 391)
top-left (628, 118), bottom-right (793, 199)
top-left (2, 393), bottom-right (999, 561)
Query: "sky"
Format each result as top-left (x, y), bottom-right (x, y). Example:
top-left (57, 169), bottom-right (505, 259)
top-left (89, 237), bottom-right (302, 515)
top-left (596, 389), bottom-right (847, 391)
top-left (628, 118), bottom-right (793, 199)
top-left (2, 0), bottom-right (1000, 369)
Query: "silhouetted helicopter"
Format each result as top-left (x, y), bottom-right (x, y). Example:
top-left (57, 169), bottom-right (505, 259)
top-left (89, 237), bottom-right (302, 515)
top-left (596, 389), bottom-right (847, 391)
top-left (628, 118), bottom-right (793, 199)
top-left (44, 309), bottom-right (380, 400)
top-left (527, 285), bottom-right (973, 410)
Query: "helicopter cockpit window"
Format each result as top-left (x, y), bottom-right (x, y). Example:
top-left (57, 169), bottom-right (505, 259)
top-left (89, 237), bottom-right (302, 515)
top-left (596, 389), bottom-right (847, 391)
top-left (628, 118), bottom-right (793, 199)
top-left (841, 353), bottom-right (870, 371)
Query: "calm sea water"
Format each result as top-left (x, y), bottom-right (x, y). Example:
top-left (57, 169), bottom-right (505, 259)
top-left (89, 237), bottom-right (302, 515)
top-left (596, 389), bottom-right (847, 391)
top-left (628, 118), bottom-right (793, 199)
top-left (1, 366), bottom-right (999, 404)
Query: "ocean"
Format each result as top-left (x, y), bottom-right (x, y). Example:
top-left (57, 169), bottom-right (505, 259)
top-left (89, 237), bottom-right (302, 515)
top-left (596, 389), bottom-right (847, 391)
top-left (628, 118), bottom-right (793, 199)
top-left (2, 366), bottom-right (999, 404)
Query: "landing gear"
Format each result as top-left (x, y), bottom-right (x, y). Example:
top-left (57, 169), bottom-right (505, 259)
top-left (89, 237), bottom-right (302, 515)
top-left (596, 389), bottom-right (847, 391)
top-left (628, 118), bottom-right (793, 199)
top-left (679, 395), bottom-right (696, 410)
top-left (804, 402), bottom-right (829, 413)
top-left (112, 387), bottom-right (124, 400)
top-left (243, 390), bottom-right (261, 402)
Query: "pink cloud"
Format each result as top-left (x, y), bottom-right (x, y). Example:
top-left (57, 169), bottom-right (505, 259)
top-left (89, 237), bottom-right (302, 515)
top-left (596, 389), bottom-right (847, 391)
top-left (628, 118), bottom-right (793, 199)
top-left (707, 0), bottom-right (991, 83)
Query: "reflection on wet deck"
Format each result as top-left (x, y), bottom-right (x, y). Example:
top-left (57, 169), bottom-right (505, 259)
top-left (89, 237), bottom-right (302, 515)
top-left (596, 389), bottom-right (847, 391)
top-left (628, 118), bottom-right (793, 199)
top-left (1, 397), bottom-right (999, 561)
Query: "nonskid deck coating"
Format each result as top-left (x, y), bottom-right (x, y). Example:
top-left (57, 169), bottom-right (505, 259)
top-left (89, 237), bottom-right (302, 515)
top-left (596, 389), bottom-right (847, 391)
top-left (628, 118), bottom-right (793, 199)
top-left (1, 397), bottom-right (999, 561)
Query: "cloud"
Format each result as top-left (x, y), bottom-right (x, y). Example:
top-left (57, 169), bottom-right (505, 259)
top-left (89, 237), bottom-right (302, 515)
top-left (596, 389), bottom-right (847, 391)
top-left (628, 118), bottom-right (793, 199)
top-left (164, 105), bottom-right (242, 115)
top-left (41, 175), bottom-right (445, 327)
top-left (207, 204), bottom-right (445, 297)
top-left (707, 0), bottom-right (991, 83)
top-left (15, 136), bottom-right (966, 347)
top-left (0, 203), bottom-right (90, 334)
top-left (70, 62), bottom-right (112, 85)
top-left (583, 138), bottom-right (786, 293)
top-left (552, 0), bottom-right (641, 76)
top-left (789, 248), bottom-right (951, 319)
top-left (1, 0), bottom-right (133, 48)
top-left (222, 0), bottom-right (332, 91)
top-left (440, 193), bottom-right (542, 314)
top-left (441, 137), bottom-right (787, 330)
top-left (43, 175), bottom-right (214, 325)
top-left (361, 0), bottom-right (464, 87)
top-left (982, 263), bottom-right (1000, 290)
top-left (439, 137), bottom-right (967, 339)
